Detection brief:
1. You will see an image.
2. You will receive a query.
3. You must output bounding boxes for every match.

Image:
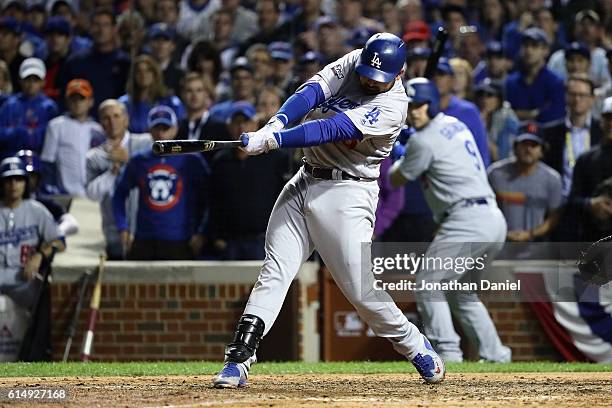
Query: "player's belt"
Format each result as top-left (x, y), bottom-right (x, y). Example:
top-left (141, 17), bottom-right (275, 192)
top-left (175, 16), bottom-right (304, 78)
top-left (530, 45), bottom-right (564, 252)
top-left (443, 197), bottom-right (490, 218)
top-left (303, 161), bottom-right (361, 181)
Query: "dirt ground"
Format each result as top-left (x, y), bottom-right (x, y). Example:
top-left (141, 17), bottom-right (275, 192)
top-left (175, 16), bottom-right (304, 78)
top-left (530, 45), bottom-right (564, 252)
top-left (0, 372), bottom-right (610, 407)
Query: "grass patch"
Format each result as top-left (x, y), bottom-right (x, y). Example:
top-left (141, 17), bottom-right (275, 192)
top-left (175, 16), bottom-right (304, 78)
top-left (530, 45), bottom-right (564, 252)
top-left (0, 361), bottom-right (611, 378)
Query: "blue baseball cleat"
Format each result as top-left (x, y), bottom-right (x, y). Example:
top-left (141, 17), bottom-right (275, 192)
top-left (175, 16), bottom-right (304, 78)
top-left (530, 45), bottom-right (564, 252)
top-left (411, 336), bottom-right (445, 384)
top-left (212, 362), bottom-right (248, 388)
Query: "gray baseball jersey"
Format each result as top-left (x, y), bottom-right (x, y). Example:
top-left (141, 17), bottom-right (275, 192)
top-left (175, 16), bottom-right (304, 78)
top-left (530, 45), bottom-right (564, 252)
top-left (394, 113), bottom-right (495, 222)
top-left (487, 158), bottom-right (563, 231)
top-left (303, 49), bottom-right (408, 179)
top-left (0, 199), bottom-right (62, 285)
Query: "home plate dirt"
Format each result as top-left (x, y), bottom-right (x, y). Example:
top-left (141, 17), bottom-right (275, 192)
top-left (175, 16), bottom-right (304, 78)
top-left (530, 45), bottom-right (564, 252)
top-left (0, 372), bottom-right (610, 407)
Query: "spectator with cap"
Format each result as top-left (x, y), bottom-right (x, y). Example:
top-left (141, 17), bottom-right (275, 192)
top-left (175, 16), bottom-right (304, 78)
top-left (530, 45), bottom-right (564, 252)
top-left (473, 41), bottom-right (513, 85)
top-left (541, 75), bottom-right (602, 197)
top-left (548, 10), bottom-right (610, 89)
top-left (61, 8), bottom-right (131, 113)
top-left (550, 42), bottom-right (592, 83)
top-left (488, 131), bottom-right (562, 242)
top-left (147, 23), bottom-right (185, 96)
top-left (209, 101), bottom-right (289, 260)
top-left (119, 54), bottom-right (186, 134)
top-left (566, 96), bottom-right (612, 242)
top-left (85, 99), bottom-right (151, 260)
top-left (46, 0), bottom-right (92, 56)
top-left (0, 156), bottom-right (64, 362)
top-left (505, 27), bottom-right (565, 127)
top-left (432, 58), bottom-right (491, 166)
top-left (346, 27), bottom-right (378, 51)
top-left (402, 20), bottom-right (430, 50)
top-left (112, 105), bottom-right (210, 261)
top-left (404, 46), bottom-right (430, 79)
top-left (41, 78), bottom-right (104, 198)
top-left (209, 56), bottom-right (256, 124)
top-left (286, 50), bottom-right (324, 95)
top-left (3, 0), bottom-right (45, 60)
top-left (42, 16), bottom-right (73, 104)
top-left (0, 58), bottom-right (58, 160)
top-left (268, 41), bottom-right (294, 94)
top-left (0, 16), bottom-right (26, 92)
top-left (474, 78), bottom-right (520, 162)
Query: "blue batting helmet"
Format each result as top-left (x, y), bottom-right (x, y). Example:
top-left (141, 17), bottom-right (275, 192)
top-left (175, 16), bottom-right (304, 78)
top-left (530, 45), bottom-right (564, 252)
top-left (356, 33), bottom-right (406, 83)
top-left (405, 77), bottom-right (440, 118)
top-left (16, 149), bottom-right (40, 174)
top-left (0, 157), bottom-right (27, 179)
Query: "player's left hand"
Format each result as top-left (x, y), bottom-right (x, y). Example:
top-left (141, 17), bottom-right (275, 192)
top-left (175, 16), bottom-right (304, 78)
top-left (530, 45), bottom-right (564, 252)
top-left (24, 252), bottom-right (43, 281)
top-left (240, 129), bottom-right (279, 155)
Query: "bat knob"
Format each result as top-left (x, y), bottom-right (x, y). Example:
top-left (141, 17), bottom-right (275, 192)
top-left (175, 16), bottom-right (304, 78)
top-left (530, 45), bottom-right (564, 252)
top-left (240, 134), bottom-right (249, 147)
top-left (152, 141), bottom-right (163, 155)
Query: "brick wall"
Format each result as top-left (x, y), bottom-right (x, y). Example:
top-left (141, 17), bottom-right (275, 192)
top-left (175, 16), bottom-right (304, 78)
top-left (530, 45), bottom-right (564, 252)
top-left (51, 282), bottom-right (251, 361)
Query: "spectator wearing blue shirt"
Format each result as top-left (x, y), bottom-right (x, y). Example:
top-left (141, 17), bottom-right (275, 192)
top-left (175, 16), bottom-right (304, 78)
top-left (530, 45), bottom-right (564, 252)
top-left (119, 54), bottom-right (186, 133)
top-left (112, 105), bottom-right (209, 260)
top-left (61, 8), bottom-right (131, 113)
top-left (0, 58), bottom-right (59, 160)
top-left (505, 27), bottom-right (565, 128)
top-left (46, 0), bottom-right (92, 56)
top-left (432, 58), bottom-right (491, 166)
top-left (0, 17), bottom-right (26, 93)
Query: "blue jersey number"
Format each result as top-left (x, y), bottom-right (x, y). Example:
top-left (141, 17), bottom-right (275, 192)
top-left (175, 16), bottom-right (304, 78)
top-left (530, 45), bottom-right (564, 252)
top-left (464, 140), bottom-right (481, 171)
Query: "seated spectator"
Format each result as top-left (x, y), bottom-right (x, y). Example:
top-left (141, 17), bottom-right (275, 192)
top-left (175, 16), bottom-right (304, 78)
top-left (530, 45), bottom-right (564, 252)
top-left (0, 157), bottom-right (64, 362)
top-left (45, 0), bottom-right (92, 56)
top-left (246, 43), bottom-right (273, 91)
top-left (433, 58), bottom-right (490, 166)
top-left (256, 86), bottom-right (284, 126)
top-left (542, 75), bottom-right (602, 198)
top-left (85, 99), bottom-right (151, 260)
top-left (473, 41), bottom-right (512, 86)
top-left (505, 27), bottom-right (565, 127)
top-left (548, 10), bottom-right (610, 88)
top-left (268, 42), bottom-right (294, 94)
top-left (209, 57), bottom-right (257, 123)
top-left (567, 96), bottom-right (612, 243)
top-left (380, 0), bottom-right (401, 35)
top-left (286, 50), bottom-right (324, 95)
top-left (315, 17), bottom-right (346, 64)
top-left (119, 54), bottom-right (186, 133)
top-left (41, 79), bottom-right (104, 197)
top-left (477, 0), bottom-right (509, 43)
top-left (112, 106), bottom-right (210, 260)
top-left (474, 79), bottom-right (519, 161)
top-left (210, 102), bottom-right (289, 260)
top-left (16, 149), bottom-right (79, 237)
top-left (0, 60), bottom-right (13, 107)
top-left (402, 20), bottom-right (431, 51)
top-left (488, 132), bottom-right (562, 242)
top-left (0, 58), bottom-right (59, 160)
top-left (153, 0), bottom-right (189, 61)
top-left (336, 0), bottom-right (384, 40)
top-left (147, 23), bottom-right (184, 96)
top-left (193, 0), bottom-right (257, 45)
top-left (456, 29), bottom-right (484, 71)
top-left (0, 17), bottom-right (26, 93)
top-left (404, 46), bottom-right (430, 80)
top-left (116, 10), bottom-right (146, 56)
top-left (60, 8), bottom-right (131, 112)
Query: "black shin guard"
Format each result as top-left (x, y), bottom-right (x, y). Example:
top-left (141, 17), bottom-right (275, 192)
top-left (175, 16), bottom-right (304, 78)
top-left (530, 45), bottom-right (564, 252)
top-left (225, 314), bottom-right (265, 363)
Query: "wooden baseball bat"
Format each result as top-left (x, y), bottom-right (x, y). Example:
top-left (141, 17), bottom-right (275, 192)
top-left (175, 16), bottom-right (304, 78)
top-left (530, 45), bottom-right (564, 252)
top-left (80, 254), bottom-right (106, 362)
top-left (424, 27), bottom-right (449, 79)
top-left (153, 135), bottom-right (248, 156)
top-left (62, 270), bottom-right (94, 362)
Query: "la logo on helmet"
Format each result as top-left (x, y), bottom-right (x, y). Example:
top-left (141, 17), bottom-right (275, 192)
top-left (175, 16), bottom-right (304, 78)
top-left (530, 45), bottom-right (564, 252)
top-left (370, 52), bottom-right (381, 68)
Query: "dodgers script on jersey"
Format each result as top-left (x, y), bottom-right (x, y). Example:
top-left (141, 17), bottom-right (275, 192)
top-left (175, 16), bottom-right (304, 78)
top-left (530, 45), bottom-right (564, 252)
top-left (396, 113), bottom-right (495, 221)
top-left (303, 49), bottom-right (408, 179)
top-left (0, 200), bottom-right (61, 286)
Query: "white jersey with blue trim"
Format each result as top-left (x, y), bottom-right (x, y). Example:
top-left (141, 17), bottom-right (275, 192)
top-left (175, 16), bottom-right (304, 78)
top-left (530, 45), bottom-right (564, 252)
top-left (302, 49), bottom-right (408, 180)
top-left (395, 113), bottom-right (496, 222)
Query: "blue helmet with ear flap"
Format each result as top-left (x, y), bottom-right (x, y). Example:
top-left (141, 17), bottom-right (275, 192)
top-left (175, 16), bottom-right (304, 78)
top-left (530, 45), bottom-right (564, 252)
top-left (405, 77), bottom-right (440, 118)
top-left (356, 32), bottom-right (406, 83)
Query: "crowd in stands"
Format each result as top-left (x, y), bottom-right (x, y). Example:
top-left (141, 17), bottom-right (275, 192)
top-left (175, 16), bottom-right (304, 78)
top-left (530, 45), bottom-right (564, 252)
top-left (0, 0), bottom-right (611, 262)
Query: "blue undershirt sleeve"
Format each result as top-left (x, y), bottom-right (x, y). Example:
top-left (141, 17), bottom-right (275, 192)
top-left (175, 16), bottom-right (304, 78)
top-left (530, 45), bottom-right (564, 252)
top-left (275, 82), bottom-right (326, 126)
top-left (273, 112), bottom-right (363, 148)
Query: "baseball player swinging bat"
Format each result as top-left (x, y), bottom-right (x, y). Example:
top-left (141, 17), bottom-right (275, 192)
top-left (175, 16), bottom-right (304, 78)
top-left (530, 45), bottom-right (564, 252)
top-left (153, 135), bottom-right (249, 156)
top-left (81, 254), bottom-right (106, 362)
